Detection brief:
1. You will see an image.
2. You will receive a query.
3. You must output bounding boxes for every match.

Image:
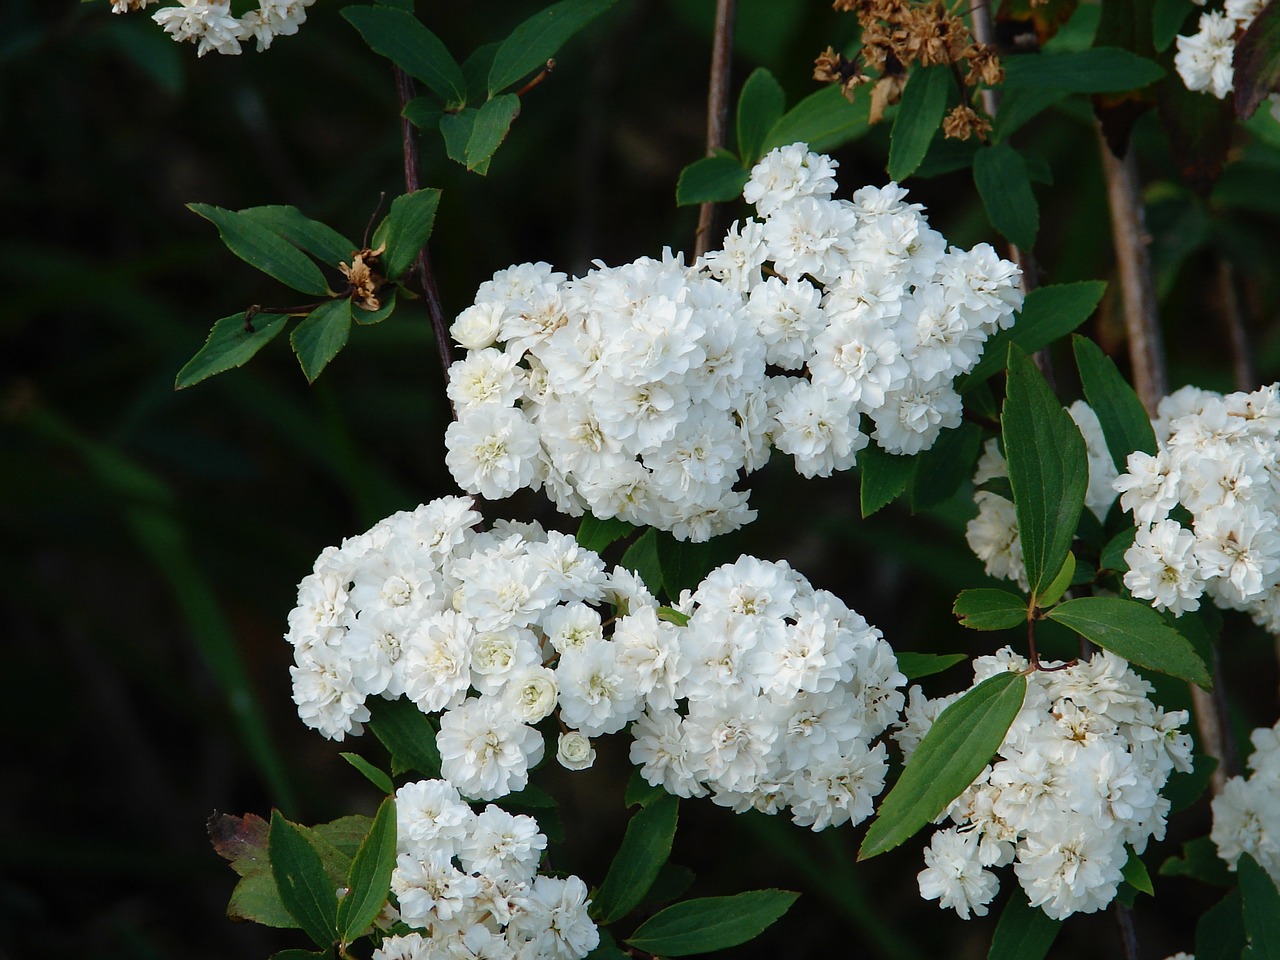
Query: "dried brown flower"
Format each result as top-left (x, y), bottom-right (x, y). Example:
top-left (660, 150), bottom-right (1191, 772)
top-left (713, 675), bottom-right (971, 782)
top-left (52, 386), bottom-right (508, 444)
top-left (941, 104), bottom-right (992, 141)
top-left (340, 242), bottom-right (386, 312)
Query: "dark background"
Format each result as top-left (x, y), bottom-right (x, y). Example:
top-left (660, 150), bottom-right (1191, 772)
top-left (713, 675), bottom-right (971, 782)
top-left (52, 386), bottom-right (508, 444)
top-left (3, 1), bottom-right (1279, 958)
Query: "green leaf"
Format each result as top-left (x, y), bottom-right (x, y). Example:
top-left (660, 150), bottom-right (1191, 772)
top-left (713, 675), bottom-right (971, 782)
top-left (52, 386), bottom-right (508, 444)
top-left (464, 94), bottom-right (521, 172)
top-left (375, 189), bottom-right (441, 282)
top-left (1100, 527), bottom-right (1136, 573)
top-left (621, 528), bottom-right (663, 597)
top-left (375, 0), bottom-right (413, 9)
top-left (312, 817), bottom-right (373, 861)
top-left (1122, 847), bottom-right (1155, 896)
top-left (576, 513), bottom-right (635, 552)
top-left (337, 796), bottom-right (397, 944)
top-left (888, 64), bottom-right (952, 181)
top-left (626, 889), bottom-right (799, 957)
top-left (1001, 344), bottom-right (1088, 596)
top-left (342, 6), bottom-right (466, 107)
top-left (402, 95), bottom-right (444, 130)
top-left (593, 794), bottom-right (679, 924)
top-left (188, 203), bottom-right (331, 297)
top-left (1001, 48), bottom-right (1165, 92)
top-left (269, 810), bottom-right (338, 949)
top-left (1234, 1), bottom-right (1280, 119)
top-left (210, 812), bottom-right (297, 929)
top-left (1153, 0), bottom-right (1194, 51)
top-left (1163, 754), bottom-right (1217, 813)
top-left (656, 533), bottom-right (714, 597)
top-left (973, 142), bottom-right (1039, 250)
top-left (640, 862), bottom-right (697, 910)
top-left (175, 312), bottom-right (289, 389)
top-left (859, 671), bottom-right (1027, 860)
top-left (988, 886), bottom-right (1061, 960)
top-left (239, 206), bottom-right (356, 268)
top-left (954, 589), bottom-right (1027, 631)
top-left (488, 0), bottom-right (619, 96)
top-left (585, 932), bottom-right (633, 960)
top-left (625, 767), bottom-right (670, 808)
top-left (657, 606), bottom-right (691, 627)
top-left (1037, 552), bottom-right (1076, 608)
top-left (859, 442), bottom-right (917, 517)
top-left (676, 151), bottom-right (750, 206)
top-left (339, 753), bottom-right (394, 794)
top-left (761, 85), bottom-right (871, 154)
top-left (440, 109), bottom-right (478, 167)
top-left (736, 67), bottom-right (785, 165)
top-left (961, 281), bottom-right (1107, 390)
top-left (992, 88), bottom-right (1070, 143)
top-left (895, 652), bottom-right (967, 680)
top-left (270, 951), bottom-right (327, 960)
top-left (1072, 336), bottom-right (1157, 471)
top-left (1196, 889), bottom-right (1246, 960)
top-left (463, 43), bottom-right (500, 104)
top-left (1240, 854), bottom-right (1280, 960)
top-left (353, 288), bottom-right (397, 327)
top-left (366, 696), bottom-right (442, 778)
top-left (290, 299), bottom-right (352, 384)
top-left (911, 422), bottom-right (982, 510)
top-left (1161, 835), bottom-right (1234, 886)
top-left (1046, 596), bottom-right (1211, 686)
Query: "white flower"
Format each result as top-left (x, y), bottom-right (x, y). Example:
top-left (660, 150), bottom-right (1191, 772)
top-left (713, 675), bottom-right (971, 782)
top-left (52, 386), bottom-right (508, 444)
top-left (1123, 520), bottom-right (1205, 615)
top-left (436, 697), bottom-right (546, 800)
top-left (1175, 11), bottom-right (1239, 98)
top-left (457, 805), bottom-right (547, 882)
top-left (152, 0), bottom-right (243, 56)
top-left (445, 407), bottom-right (543, 501)
top-left (917, 828), bottom-right (1000, 919)
top-left (556, 731), bottom-right (596, 771)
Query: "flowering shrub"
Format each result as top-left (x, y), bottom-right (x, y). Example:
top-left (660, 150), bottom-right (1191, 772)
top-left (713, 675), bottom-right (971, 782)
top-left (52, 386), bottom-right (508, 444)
top-left (111, 0), bottom-right (314, 55)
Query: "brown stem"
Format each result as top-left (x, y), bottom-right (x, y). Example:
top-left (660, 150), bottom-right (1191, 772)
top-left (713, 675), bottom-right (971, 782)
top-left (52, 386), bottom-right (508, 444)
top-left (1114, 903), bottom-right (1141, 960)
top-left (1218, 257), bottom-right (1255, 391)
top-left (694, 0), bottom-right (737, 259)
top-left (516, 59), bottom-right (556, 98)
top-left (967, 0), bottom-right (1001, 120)
top-left (393, 65), bottom-right (456, 412)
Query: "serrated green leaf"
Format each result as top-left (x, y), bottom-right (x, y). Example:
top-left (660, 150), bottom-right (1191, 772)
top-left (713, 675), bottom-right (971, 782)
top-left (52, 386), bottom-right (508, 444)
top-left (366, 696), bottom-right (442, 778)
top-left (1002, 344), bottom-right (1088, 596)
top-left (1101, 527), bottom-right (1136, 574)
top-left (621, 528), bottom-right (663, 597)
top-left (1240, 854), bottom-right (1280, 960)
top-left (210, 812), bottom-right (298, 929)
top-left (988, 886), bottom-right (1061, 960)
top-left (1162, 835), bottom-right (1234, 886)
top-left (343, 6), bottom-right (466, 107)
top-left (1122, 847), bottom-right (1155, 896)
top-left (269, 811), bottom-right (338, 949)
top-left (859, 442), bottom-right (917, 517)
top-left (954, 589), bottom-right (1027, 630)
top-left (374, 189), bottom-right (440, 282)
top-left (290, 299), bottom-right (352, 383)
top-left (188, 204), bottom-right (331, 296)
top-left (625, 767), bottom-right (669, 809)
top-left (353, 288), bottom-right (397, 327)
top-left (239, 206), bottom-right (356, 268)
top-left (488, 0), bottom-right (618, 95)
top-left (593, 794), bottom-right (679, 924)
top-left (961, 281), bottom-right (1107, 390)
top-left (888, 64), bottom-right (951, 181)
top-left (439, 109), bottom-right (477, 167)
top-left (337, 797), bottom-right (397, 944)
top-left (311, 817), bottom-right (373, 861)
top-left (736, 67), bottom-right (785, 165)
top-left (896, 652), bottom-right (967, 680)
top-left (1037, 552), bottom-right (1076, 607)
top-left (761, 85), bottom-right (871, 154)
top-left (974, 142), bottom-right (1039, 250)
top-left (675, 151), bottom-right (749, 206)
top-left (1153, 0), bottom-right (1195, 51)
top-left (402, 95), bottom-right (444, 130)
top-left (992, 88), bottom-right (1069, 143)
top-left (1046, 596), bottom-right (1211, 685)
top-left (1197, 888), bottom-right (1246, 960)
top-left (175, 312), bottom-right (289, 389)
top-left (911, 421), bottom-right (982, 510)
top-left (465, 94), bottom-right (521, 172)
top-left (1073, 336), bottom-right (1158, 471)
top-left (1234, 2), bottom-right (1280, 119)
top-left (339, 753), bottom-right (394, 794)
top-left (1001, 48), bottom-right (1165, 92)
top-left (656, 533), bottom-right (714, 597)
top-left (463, 43), bottom-right (499, 104)
top-left (575, 513), bottom-right (635, 552)
top-left (860, 672), bottom-right (1027, 860)
top-left (626, 890), bottom-right (798, 957)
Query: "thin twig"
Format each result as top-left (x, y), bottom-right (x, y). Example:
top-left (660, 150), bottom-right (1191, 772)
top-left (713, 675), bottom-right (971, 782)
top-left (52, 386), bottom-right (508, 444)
top-left (393, 65), bottom-right (456, 408)
top-left (694, 0), bottom-right (737, 258)
top-left (1114, 903), bottom-right (1141, 960)
top-left (1218, 257), bottom-right (1255, 391)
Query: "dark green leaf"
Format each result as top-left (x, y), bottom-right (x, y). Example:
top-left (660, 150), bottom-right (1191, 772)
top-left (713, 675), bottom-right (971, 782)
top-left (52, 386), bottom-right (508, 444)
top-left (859, 672), bottom-right (1027, 860)
top-left (992, 88), bottom-right (1070, 143)
top-left (1072, 336), bottom-right (1157, 471)
top-left (639, 862), bottom-right (697, 910)
top-left (375, 0), bottom-right (413, 9)
top-left (240, 206), bottom-right (356, 268)
top-left (463, 43), bottom-right (499, 103)
top-left (175, 313), bottom-right (289, 389)
top-left (676, 151), bottom-right (750, 206)
top-left (621, 528), bottom-right (663, 597)
top-left (626, 890), bottom-right (799, 957)
top-left (402, 95), bottom-right (444, 130)
top-left (1163, 755), bottom-right (1217, 813)
top-left (593, 794), bottom-right (679, 924)
top-left (353, 288), bottom-right (397, 327)
top-left (440, 109), bottom-right (477, 167)
top-left (961, 281), bottom-right (1107, 390)
top-left (269, 811), bottom-right (338, 949)
top-left (1161, 836), bottom-right (1234, 887)
top-left (1198, 889), bottom-right (1246, 960)
top-left (585, 931), bottom-right (632, 960)
top-left (1100, 527), bottom-right (1136, 573)
top-left (337, 797), bottom-right (397, 944)
top-left (888, 64), bottom-right (952, 181)
top-left (1046, 596), bottom-right (1211, 686)
top-left (488, 0), bottom-right (619, 95)
top-left (342, 6), bottom-right (466, 107)
top-left (1001, 48), bottom-right (1165, 92)
top-left (375, 189), bottom-right (441, 282)
top-left (626, 767), bottom-right (669, 808)
top-left (1002, 344), bottom-right (1087, 596)
top-left (188, 203), bottom-right (331, 297)
top-left (761, 85), bottom-right (871, 154)
top-left (339, 753), bottom-right (394, 794)
top-left (1165, 606), bottom-right (1217, 675)
top-left (1153, 0), bottom-right (1195, 51)
top-left (859, 442), bottom-right (917, 517)
top-left (895, 652), bottom-right (967, 680)
top-left (1122, 847), bottom-right (1155, 896)
top-left (464, 94), bottom-right (521, 172)
top-left (503, 783), bottom-right (558, 809)
top-left (1240, 854), bottom-right (1280, 960)
top-left (954, 589), bottom-right (1027, 631)
top-left (210, 812), bottom-right (298, 929)
top-left (973, 142), bottom-right (1039, 250)
top-left (312, 817), bottom-right (373, 861)
top-left (988, 886), bottom-right (1061, 960)
top-left (575, 513), bottom-right (635, 552)
top-left (911, 422), bottom-right (982, 510)
top-left (270, 951), bottom-right (327, 960)
top-left (367, 696), bottom-right (442, 778)
top-left (913, 133), bottom-right (980, 178)
top-left (1234, 2), bottom-right (1280, 118)
top-left (657, 533), bottom-right (714, 597)
top-left (290, 299), bottom-right (352, 384)
top-left (736, 67), bottom-right (785, 165)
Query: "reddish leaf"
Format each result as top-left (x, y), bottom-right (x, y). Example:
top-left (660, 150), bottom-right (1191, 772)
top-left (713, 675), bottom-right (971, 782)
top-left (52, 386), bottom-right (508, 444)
top-left (209, 812), bottom-right (270, 877)
top-left (1234, 0), bottom-right (1280, 118)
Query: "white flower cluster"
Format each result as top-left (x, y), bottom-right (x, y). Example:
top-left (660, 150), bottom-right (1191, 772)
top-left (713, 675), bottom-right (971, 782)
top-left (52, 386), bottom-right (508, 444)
top-left (898, 649), bottom-right (1193, 920)
top-left (444, 143), bottom-right (1023, 541)
top-left (110, 0), bottom-right (313, 56)
top-left (373, 779), bottom-right (599, 960)
top-left (1174, 0), bottom-right (1280, 119)
top-left (1116, 384), bottom-right (1280, 633)
top-left (629, 557), bottom-right (906, 830)
top-left (1211, 718), bottom-right (1280, 883)
top-left (965, 401), bottom-right (1118, 590)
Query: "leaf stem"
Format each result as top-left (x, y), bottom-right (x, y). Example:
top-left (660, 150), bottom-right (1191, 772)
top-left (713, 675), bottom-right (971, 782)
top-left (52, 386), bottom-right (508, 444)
top-left (694, 0), bottom-right (737, 259)
top-left (516, 59), bottom-right (556, 98)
